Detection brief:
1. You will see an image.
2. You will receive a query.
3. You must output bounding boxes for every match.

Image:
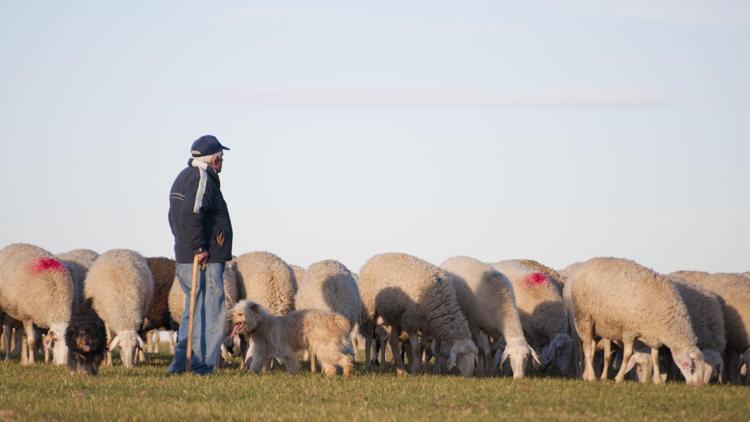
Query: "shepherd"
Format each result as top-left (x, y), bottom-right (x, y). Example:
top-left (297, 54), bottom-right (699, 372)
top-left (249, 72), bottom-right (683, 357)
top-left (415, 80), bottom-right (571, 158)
top-left (167, 135), bottom-right (233, 375)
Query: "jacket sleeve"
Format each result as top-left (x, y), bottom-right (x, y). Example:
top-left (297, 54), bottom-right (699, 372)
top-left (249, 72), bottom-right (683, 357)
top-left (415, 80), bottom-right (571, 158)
top-left (179, 169), bottom-right (215, 253)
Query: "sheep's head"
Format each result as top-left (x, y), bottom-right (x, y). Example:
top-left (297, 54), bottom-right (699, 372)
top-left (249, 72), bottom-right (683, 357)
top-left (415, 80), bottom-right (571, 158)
top-left (46, 323), bottom-right (69, 366)
top-left (672, 346), bottom-right (705, 386)
top-left (446, 338), bottom-right (478, 377)
top-left (228, 300), bottom-right (263, 338)
top-left (540, 333), bottom-right (572, 375)
top-left (701, 349), bottom-right (724, 384)
top-left (110, 330), bottom-right (144, 369)
top-left (495, 337), bottom-right (540, 379)
top-left (624, 351), bottom-right (653, 383)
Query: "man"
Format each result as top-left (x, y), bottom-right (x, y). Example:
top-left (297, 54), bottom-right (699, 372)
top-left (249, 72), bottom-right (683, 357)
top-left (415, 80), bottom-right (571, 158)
top-left (167, 135), bottom-right (233, 375)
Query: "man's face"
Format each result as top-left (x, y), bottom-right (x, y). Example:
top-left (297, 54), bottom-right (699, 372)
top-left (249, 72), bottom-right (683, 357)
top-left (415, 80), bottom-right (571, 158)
top-left (212, 154), bottom-right (224, 173)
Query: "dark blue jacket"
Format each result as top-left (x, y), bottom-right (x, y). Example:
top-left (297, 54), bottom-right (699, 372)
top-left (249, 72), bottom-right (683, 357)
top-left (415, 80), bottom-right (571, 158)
top-left (168, 160), bottom-right (233, 263)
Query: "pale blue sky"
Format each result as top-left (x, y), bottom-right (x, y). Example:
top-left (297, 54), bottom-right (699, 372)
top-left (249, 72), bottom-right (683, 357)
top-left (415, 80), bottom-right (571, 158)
top-left (1, 1), bottom-right (748, 274)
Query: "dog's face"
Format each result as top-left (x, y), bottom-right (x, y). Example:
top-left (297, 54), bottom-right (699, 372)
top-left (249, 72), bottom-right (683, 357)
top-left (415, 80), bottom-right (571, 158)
top-left (228, 300), bottom-right (262, 337)
top-left (73, 327), bottom-right (105, 353)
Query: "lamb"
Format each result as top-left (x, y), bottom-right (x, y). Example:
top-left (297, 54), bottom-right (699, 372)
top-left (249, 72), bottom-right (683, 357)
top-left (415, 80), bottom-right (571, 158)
top-left (65, 297), bottom-right (107, 375)
top-left (561, 257), bottom-right (705, 385)
top-left (0, 243), bottom-right (73, 365)
top-left (228, 300), bottom-right (354, 376)
top-left (358, 253), bottom-right (478, 376)
top-left (57, 249), bottom-right (99, 305)
top-left (491, 260), bottom-right (572, 377)
top-left (670, 272), bottom-right (750, 384)
top-left (294, 260), bottom-right (361, 372)
top-left (440, 256), bottom-right (538, 378)
top-left (235, 252), bottom-right (296, 315)
top-left (84, 249), bottom-right (154, 368)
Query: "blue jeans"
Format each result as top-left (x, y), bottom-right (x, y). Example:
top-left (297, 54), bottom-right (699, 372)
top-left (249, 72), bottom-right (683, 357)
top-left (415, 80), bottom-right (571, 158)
top-left (168, 262), bottom-right (226, 375)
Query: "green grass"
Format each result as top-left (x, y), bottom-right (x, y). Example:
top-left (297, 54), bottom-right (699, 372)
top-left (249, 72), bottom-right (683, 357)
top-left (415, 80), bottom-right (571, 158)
top-left (0, 348), bottom-right (747, 421)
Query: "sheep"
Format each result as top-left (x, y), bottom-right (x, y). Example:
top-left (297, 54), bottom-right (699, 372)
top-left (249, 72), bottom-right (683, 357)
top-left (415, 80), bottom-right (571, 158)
top-left (294, 260), bottom-right (361, 373)
top-left (663, 276), bottom-right (727, 383)
top-left (57, 249), bottom-right (99, 305)
top-left (439, 256), bottom-right (537, 378)
top-left (358, 252), bottom-right (478, 376)
top-left (491, 260), bottom-right (572, 377)
top-left (0, 243), bottom-right (73, 365)
top-left (561, 257), bottom-right (705, 385)
top-left (65, 298), bottom-right (107, 375)
top-left (235, 252), bottom-right (296, 315)
top-left (670, 272), bottom-right (750, 384)
top-left (84, 249), bottom-right (154, 368)
top-left (228, 300), bottom-right (354, 376)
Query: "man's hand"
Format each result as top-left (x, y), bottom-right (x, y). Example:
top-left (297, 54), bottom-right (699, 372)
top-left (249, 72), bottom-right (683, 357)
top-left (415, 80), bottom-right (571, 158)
top-left (196, 250), bottom-right (209, 265)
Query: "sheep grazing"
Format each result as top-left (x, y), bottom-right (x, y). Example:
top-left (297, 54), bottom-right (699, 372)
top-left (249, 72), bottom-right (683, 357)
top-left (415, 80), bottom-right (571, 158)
top-left (294, 260), bottom-right (361, 372)
top-left (491, 260), bottom-right (572, 377)
top-left (439, 256), bottom-right (537, 378)
top-left (561, 258), bottom-right (705, 385)
top-left (671, 272), bottom-right (750, 384)
top-left (359, 253), bottom-right (477, 376)
top-left (665, 277), bottom-right (727, 384)
top-left (235, 252), bottom-right (296, 315)
top-left (57, 249), bottom-right (99, 305)
top-left (0, 243), bottom-right (73, 365)
top-left (228, 300), bottom-right (354, 376)
top-left (65, 298), bottom-right (107, 375)
top-left (84, 249), bottom-right (154, 368)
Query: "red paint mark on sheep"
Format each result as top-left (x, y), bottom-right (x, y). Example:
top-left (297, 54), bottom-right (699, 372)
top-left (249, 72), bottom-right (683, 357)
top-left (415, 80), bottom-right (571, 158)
top-left (31, 258), bottom-right (66, 274)
top-left (527, 272), bottom-right (547, 285)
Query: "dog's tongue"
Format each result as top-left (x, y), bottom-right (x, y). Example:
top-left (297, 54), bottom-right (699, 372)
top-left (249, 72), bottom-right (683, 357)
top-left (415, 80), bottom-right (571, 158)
top-left (230, 323), bottom-right (244, 337)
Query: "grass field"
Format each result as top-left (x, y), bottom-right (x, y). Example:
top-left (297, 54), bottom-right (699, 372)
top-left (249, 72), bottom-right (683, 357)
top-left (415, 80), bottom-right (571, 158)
top-left (0, 348), bottom-right (748, 421)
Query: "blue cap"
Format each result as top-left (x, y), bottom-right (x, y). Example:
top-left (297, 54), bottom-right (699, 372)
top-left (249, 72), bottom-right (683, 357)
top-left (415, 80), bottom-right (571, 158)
top-left (191, 135), bottom-right (230, 157)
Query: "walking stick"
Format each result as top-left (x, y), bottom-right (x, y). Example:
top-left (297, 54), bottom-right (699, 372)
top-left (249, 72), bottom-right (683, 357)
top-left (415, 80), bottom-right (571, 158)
top-left (185, 254), bottom-right (201, 372)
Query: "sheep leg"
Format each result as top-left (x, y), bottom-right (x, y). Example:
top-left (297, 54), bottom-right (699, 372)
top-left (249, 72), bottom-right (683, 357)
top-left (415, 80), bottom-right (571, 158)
top-left (600, 339), bottom-right (611, 380)
top-left (22, 320), bottom-right (35, 365)
top-left (105, 325), bottom-right (113, 367)
top-left (1, 323), bottom-right (9, 361)
top-left (579, 319), bottom-right (596, 381)
top-left (350, 323), bottom-right (360, 362)
top-left (614, 336), bottom-right (635, 383)
top-left (379, 332), bottom-right (387, 367)
top-left (651, 347), bottom-right (664, 384)
top-left (726, 349), bottom-right (739, 384)
top-left (408, 332), bottom-right (421, 374)
top-left (364, 334), bottom-right (373, 369)
top-left (389, 325), bottom-right (407, 376)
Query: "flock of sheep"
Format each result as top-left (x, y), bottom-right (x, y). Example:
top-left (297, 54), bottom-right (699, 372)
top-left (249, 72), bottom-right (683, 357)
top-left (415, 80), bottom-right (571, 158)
top-left (1, 242), bottom-right (749, 386)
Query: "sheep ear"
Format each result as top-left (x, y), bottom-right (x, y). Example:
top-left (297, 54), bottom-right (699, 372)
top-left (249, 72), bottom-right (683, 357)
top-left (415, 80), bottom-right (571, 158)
top-left (43, 333), bottom-right (54, 347)
top-left (529, 346), bottom-right (541, 367)
top-left (110, 334), bottom-right (121, 351)
top-left (500, 349), bottom-right (510, 366)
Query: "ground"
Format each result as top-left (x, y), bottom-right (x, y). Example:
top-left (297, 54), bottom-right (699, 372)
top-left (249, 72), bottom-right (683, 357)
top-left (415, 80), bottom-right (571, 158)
top-left (0, 347), bottom-right (747, 421)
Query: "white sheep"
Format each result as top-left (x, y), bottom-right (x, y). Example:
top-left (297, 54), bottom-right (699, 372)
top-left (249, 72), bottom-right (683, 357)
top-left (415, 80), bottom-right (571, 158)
top-left (290, 265), bottom-right (306, 291)
top-left (670, 272), bottom-right (750, 384)
top-left (57, 249), bottom-right (99, 305)
top-left (561, 257), bottom-right (705, 385)
top-left (235, 252), bottom-right (296, 315)
top-left (84, 249), bottom-right (154, 368)
top-left (491, 260), bottom-right (572, 377)
top-left (0, 243), bottom-right (73, 365)
top-left (359, 253), bottom-right (478, 376)
top-left (440, 256), bottom-right (538, 378)
top-left (294, 260), bottom-right (361, 372)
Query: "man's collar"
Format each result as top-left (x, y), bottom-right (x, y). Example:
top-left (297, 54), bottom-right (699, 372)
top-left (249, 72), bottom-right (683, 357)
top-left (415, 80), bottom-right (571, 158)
top-left (188, 158), bottom-right (220, 181)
